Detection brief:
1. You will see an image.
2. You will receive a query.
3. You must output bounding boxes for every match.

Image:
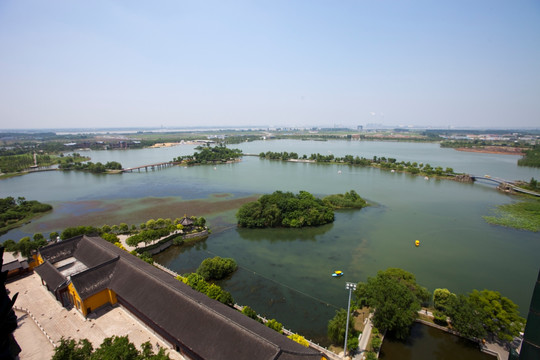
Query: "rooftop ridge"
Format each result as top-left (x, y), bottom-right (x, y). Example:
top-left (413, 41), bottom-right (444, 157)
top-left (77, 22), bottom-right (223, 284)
top-left (84, 236), bottom-right (286, 354)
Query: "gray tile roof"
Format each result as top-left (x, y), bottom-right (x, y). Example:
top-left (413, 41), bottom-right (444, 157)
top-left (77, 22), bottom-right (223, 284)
top-left (34, 261), bottom-right (66, 291)
top-left (37, 236), bottom-right (323, 360)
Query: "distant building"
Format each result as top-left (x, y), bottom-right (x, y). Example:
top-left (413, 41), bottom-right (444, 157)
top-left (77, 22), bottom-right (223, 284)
top-left (34, 235), bottom-right (323, 360)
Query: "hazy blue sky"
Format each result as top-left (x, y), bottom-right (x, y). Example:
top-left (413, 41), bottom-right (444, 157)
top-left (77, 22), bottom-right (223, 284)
top-left (1, 1), bottom-right (539, 129)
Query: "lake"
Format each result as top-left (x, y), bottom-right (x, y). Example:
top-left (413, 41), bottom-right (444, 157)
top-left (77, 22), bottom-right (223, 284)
top-left (1, 139), bottom-right (538, 354)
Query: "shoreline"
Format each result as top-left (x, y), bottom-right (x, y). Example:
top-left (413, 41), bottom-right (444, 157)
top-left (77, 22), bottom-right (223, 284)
top-left (454, 147), bottom-right (525, 156)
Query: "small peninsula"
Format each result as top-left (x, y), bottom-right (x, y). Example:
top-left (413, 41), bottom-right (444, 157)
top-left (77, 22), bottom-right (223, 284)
top-left (236, 190), bottom-right (367, 228)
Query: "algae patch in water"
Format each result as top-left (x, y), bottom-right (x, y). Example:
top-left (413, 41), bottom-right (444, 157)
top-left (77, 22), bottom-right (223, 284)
top-left (483, 200), bottom-right (540, 232)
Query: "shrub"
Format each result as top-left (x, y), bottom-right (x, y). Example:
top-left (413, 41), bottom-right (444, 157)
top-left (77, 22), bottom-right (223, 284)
top-left (433, 310), bottom-right (448, 326)
top-left (287, 334), bottom-right (309, 347)
top-left (266, 319), bottom-right (283, 333)
top-left (371, 336), bottom-right (382, 351)
top-left (241, 306), bottom-right (260, 322)
top-left (196, 256), bottom-right (238, 281)
top-left (366, 352), bottom-right (378, 360)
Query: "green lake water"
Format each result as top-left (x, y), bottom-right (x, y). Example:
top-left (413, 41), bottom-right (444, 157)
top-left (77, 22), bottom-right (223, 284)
top-left (1, 140), bottom-right (538, 356)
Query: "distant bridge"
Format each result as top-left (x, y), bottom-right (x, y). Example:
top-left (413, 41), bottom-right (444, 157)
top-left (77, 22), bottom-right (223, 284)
top-left (122, 161), bottom-right (180, 172)
top-left (470, 175), bottom-right (540, 197)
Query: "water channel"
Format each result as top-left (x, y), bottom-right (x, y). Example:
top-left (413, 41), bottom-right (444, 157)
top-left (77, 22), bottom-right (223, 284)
top-left (1, 140), bottom-right (539, 357)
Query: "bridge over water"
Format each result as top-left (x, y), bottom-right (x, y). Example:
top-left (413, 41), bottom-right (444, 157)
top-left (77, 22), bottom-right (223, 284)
top-left (122, 161), bottom-right (180, 172)
top-left (470, 175), bottom-right (540, 197)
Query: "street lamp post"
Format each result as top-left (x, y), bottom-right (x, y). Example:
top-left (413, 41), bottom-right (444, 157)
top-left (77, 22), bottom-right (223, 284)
top-left (344, 282), bottom-right (357, 358)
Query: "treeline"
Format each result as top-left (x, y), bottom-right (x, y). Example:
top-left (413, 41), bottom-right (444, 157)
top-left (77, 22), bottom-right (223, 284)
top-left (3, 234), bottom-right (49, 258)
top-left (59, 161), bottom-right (123, 173)
top-left (0, 152), bottom-right (90, 173)
top-left (177, 273), bottom-right (234, 306)
top-left (236, 190), bottom-right (335, 228)
top-left (174, 145), bottom-right (243, 165)
top-left (327, 268), bottom-right (525, 356)
top-left (0, 197), bottom-right (52, 234)
top-left (518, 145), bottom-right (540, 168)
top-left (3, 216), bottom-right (206, 259)
top-left (441, 139), bottom-right (532, 149)
top-left (259, 151), bottom-right (455, 176)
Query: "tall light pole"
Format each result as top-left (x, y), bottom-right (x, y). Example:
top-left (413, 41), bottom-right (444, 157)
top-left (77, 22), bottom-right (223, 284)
top-left (344, 282), bottom-right (357, 358)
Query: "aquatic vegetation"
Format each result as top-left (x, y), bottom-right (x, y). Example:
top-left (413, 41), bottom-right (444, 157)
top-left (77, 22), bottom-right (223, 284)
top-left (483, 201), bottom-right (540, 232)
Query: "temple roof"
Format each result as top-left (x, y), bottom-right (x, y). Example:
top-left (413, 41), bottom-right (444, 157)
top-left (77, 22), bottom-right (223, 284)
top-left (37, 236), bottom-right (323, 360)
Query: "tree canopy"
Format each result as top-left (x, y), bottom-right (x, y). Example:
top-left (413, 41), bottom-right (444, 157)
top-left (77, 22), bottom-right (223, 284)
top-left (467, 289), bottom-right (525, 341)
top-left (196, 256), bottom-right (238, 281)
top-left (446, 294), bottom-right (486, 340)
top-left (175, 145), bottom-right (242, 165)
top-left (322, 190), bottom-right (367, 209)
top-left (52, 336), bottom-right (170, 360)
top-left (0, 196), bottom-right (52, 234)
top-left (236, 190), bottom-right (335, 228)
top-left (354, 268), bottom-right (426, 339)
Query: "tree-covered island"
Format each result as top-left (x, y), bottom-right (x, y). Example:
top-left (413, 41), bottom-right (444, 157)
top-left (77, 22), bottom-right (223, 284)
top-left (236, 190), bottom-right (367, 228)
top-left (174, 145), bottom-right (243, 165)
top-left (259, 151), bottom-right (456, 177)
top-left (0, 196), bottom-right (53, 235)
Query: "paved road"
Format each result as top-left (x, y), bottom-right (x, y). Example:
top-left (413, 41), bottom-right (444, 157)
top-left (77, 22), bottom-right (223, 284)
top-left (353, 313), bottom-right (373, 360)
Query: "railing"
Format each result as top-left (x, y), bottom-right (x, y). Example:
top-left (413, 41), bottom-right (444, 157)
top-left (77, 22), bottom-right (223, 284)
top-left (14, 305), bottom-right (56, 348)
top-left (156, 263), bottom-right (341, 360)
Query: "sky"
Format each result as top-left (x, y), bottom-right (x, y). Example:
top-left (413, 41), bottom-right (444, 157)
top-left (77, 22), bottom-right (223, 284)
top-left (1, 1), bottom-right (539, 130)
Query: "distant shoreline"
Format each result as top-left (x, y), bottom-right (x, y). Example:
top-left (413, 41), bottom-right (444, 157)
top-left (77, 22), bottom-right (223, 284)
top-left (454, 147), bottom-right (525, 156)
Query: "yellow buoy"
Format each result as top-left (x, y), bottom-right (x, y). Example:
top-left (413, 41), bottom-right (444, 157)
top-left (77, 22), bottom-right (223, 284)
top-left (415, 240), bottom-right (420, 247)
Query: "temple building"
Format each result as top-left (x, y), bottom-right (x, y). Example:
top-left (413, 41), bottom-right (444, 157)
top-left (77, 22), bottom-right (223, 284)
top-left (34, 235), bottom-right (324, 360)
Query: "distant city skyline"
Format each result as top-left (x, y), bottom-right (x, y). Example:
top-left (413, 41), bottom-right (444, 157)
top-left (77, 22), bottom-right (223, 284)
top-left (1, 1), bottom-right (539, 130)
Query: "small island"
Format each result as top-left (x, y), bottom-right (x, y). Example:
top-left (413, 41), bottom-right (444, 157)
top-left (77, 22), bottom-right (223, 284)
top-left (174, 145), bottom-right (243, 165)
top-left (0, 197), bottom-right (53, 235)
top-left (236, 190), bottom-right (367, 228)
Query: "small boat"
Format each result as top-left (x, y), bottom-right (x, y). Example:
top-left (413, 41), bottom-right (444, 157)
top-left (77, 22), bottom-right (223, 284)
top-left (332, 270), bottom-right (344, 277)
top-left (415, 240), bottom-right (420, 247)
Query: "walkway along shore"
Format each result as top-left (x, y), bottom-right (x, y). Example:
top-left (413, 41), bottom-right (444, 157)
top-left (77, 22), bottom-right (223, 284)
top-left (153, 261), bottom-right (342, 360)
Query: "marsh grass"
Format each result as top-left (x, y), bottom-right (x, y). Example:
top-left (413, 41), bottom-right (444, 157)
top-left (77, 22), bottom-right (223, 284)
top-left (484, 201), bottom-right (540, 232)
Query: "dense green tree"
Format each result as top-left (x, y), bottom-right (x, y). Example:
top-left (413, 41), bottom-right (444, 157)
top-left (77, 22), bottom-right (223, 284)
top-left (357, 268), bottom-right (422, 339)
top-left (447, 294), bottom-right (486, 340)
top-left (33, 233), bottom-right (44, 242)
top-left (61, 226), bottom-right (100, 240)
top-left (371, 336), bottom-right (382, 351)
top-left (433, 288), bottom-right (456, 311)
top-left (0, 197), bottom-right (52, 232)
top-left (101, 233), bottom-right (119, 244)
top-left (49, 231), bottom-right (59, 241)
top-left (175, 145), bottom-right (243, 165)
top-left (2, 239), bottom-right (17, 252)
top-left (196, 256), bottom-right (237, 281)
top-left (366, 352), bottom-right (378, 360)
top-left (91, 336), bottom-right (139, 359)
top-left (52, 338), bottom-right (93, 360)
top-left (323, 190), bottom-right (367, 209)
top-left (119, 223), bottom-right (129, 233)
top-left (468, 289), bottom-right (525, 342)
top-left (327, 308), bottom-right (354, 345)
top-left (236, 190), bottom-right (335, 228)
